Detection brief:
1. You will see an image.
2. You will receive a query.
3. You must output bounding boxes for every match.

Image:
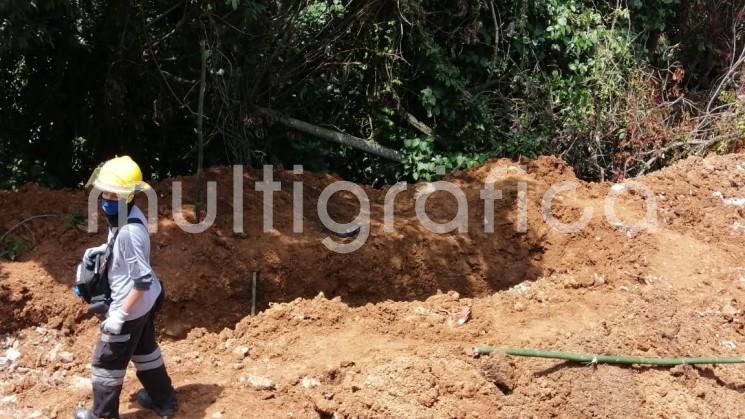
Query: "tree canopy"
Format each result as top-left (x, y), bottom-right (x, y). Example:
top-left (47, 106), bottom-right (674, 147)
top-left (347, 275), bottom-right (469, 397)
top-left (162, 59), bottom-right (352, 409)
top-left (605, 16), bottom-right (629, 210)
top-left (1, 0), bottom-right (744, 189)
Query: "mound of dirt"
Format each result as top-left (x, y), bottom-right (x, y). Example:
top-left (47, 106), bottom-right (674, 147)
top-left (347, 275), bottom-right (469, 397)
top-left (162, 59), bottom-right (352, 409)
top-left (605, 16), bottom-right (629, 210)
top-left (1, 153), bottom-right (745, 418)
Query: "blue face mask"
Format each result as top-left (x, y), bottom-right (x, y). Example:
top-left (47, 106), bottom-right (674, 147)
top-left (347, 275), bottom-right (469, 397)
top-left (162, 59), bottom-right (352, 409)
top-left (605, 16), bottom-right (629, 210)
top-left (101, 198), bottom-right (123, 215)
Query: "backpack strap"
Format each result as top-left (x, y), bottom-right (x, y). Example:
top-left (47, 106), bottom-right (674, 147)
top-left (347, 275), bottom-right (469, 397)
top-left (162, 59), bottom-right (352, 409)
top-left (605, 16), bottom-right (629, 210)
top-left (104, 218), bottom-right (144, 259)
top-left (101, 217), bottom-right (146, 301)
top-left (126, 217), bottom-right (145, 227)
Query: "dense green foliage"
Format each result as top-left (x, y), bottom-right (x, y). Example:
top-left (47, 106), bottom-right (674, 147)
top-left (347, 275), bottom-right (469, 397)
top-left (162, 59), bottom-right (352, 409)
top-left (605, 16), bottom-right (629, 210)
top-left (0, 237), bottom-right (30, 261)
top-left (1, 0), bottom-right (744, 189)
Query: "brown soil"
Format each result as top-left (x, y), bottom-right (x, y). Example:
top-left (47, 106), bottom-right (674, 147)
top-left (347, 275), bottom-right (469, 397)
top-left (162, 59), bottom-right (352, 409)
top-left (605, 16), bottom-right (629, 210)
top-left (1, 153), bottom-right (745, 418)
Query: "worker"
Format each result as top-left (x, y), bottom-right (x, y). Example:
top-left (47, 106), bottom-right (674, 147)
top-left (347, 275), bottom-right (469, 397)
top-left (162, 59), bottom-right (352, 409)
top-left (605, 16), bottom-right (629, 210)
top-left (74, 156), bottom-right (177, 419)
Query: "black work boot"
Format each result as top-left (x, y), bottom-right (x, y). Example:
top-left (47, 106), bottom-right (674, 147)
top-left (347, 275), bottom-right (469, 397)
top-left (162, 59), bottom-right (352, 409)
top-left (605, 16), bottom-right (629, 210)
top-left (136, 389), bottom-right (177, 418)
top-left (73, 408), bottom-right (97, 419)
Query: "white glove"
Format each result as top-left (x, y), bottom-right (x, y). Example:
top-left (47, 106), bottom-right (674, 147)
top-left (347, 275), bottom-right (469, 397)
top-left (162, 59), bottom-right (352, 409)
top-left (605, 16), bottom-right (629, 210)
top-left (84, 243), bottom-right (108, 261)
top-left (101, 308), bottom-right (128, 335)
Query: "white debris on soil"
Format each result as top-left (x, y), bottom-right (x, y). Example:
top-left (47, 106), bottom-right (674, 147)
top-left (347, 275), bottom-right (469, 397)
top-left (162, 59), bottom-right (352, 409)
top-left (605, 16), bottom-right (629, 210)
top-left (301, 377), bottom-right (321, 389)
top-left (724, 198), bottom-right (745, 207)
top-left (240, 375), bottom-right (275, 390)
top-left (69, 376), bottom-right (92, 390)
top-left (413, 306), bottom-right (431, 315)
top-left (712, 191), bottom-right (745, 207)
top-left (5, 348), bottom-right (21, 362)
top-left (593, 273), bottom-right (607, 286)
top-left (722, 302), bottom-right (741, 316)
top-left (721, 340), bottom-right (737, 350)
top-left (58, 351), bottom-right (74, 364)
top-left (232, 346), bottom-right (250, 360)
top-left (508, 282), bottom-right (532, 294)
top-left (223, 338), bottom-right (236, 350)
top-left (0, 395), bottom-right (17, 404)
top-left (48, 343), bottom-right (61, 362)
top-left (696, 307), bottom-right (722, 317)
top-left (414, 183), bottom-right (436, 199)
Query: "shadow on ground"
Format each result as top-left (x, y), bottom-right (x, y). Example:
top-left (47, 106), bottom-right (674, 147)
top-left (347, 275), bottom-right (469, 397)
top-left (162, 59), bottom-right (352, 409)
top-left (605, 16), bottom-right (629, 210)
top-left (1, 166), bottom-right (547, 338)
top-left (121, 383), bottom-right (223, 419)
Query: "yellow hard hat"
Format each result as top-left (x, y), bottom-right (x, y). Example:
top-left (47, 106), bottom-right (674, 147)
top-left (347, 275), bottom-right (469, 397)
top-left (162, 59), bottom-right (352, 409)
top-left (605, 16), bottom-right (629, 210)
top-left (86, 156), bottom-right (151, 201)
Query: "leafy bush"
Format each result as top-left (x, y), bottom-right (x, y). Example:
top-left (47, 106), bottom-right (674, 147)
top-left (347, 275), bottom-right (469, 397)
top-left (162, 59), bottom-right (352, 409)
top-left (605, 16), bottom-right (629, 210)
top-left (0, 238), bottom-right (31, 261)
top-left (66, 209), bottom-right (87, 227)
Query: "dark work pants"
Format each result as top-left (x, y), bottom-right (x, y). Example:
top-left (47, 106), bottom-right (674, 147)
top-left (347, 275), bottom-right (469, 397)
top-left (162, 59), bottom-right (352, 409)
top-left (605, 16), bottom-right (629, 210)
top-left (91, 292), bottom-right (175, 418)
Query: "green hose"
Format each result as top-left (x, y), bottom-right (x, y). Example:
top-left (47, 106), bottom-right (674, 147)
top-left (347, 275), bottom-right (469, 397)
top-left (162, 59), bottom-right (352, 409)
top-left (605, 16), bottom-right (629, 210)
top-left (473, 346), bottom-right (745, 365)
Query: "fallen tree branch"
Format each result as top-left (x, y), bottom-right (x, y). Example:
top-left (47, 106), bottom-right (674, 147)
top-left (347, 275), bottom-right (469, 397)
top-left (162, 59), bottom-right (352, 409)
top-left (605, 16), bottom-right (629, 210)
top-left (399, 108), bottom-right (452, 148)
top-left (402, 110), bottom-right (433, 136)
top-left (160, 70), bottom-right (197, 84)
top-left (253, 106), bottom-right (402, 162)
top-left (195, 38), bottom-right (208, 221)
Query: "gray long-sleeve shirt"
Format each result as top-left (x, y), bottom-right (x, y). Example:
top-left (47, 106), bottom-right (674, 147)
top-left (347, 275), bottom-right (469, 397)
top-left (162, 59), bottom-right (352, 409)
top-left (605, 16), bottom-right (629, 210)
top-left (105, 205), bottom-right (161, 320)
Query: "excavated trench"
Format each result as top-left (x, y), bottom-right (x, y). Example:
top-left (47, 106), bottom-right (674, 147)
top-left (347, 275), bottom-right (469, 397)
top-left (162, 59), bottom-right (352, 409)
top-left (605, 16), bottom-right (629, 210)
top-left (1, 160), bottom-right (558, 338)
top-left (6, 154), bottom-right (744, 339)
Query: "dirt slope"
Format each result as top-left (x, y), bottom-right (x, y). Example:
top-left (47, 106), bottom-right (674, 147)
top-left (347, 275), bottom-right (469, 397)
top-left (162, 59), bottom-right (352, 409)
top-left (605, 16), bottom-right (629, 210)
top-left (1, 153), bottom-right (745, 418)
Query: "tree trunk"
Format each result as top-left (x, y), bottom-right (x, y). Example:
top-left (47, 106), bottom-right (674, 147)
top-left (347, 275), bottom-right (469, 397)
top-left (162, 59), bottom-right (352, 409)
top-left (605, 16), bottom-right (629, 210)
top-left (195, 39), bottom-right (207, 221)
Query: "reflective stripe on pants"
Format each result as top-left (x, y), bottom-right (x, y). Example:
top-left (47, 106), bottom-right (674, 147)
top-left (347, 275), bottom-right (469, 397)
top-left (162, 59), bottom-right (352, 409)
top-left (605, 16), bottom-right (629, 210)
top-left (91, 290), bottom-right (174, 418)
